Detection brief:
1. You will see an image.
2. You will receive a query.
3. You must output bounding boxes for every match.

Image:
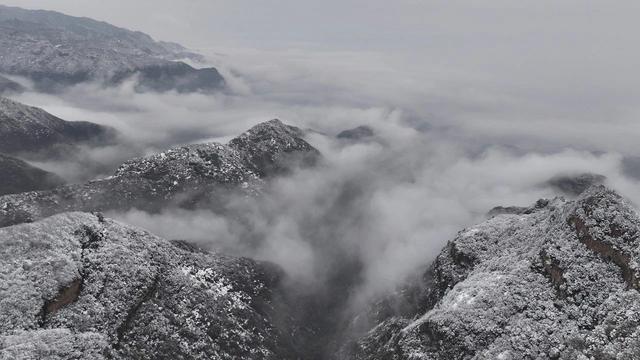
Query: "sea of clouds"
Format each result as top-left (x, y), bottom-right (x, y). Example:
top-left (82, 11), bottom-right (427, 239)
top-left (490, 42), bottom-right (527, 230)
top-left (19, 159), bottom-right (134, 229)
top-left (5, 46), bottom-right (639, 314)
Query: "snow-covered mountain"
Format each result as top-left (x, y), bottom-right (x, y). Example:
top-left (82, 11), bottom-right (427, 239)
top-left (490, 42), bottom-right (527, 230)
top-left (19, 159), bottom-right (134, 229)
top-left (0, 97), bottom-right (114, 155)
top-left (0, 5), bottom-right (224, 93)
top-left (2, 114), bottom-right (639, 359)
top-left (0, 119), bottom-right (319, 228)
top-left (0, 212), bottom-right (298, 359)
top-left (0, 120), bottom-right (320, 359)
top-left (339, 186), bottom-right (640, 359)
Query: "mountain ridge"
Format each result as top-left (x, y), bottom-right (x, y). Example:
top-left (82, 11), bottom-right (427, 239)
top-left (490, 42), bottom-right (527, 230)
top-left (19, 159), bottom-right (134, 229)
top-left (0, 96), bottom-right (115, 155)
top-left (0, 119), bottom-right (320, 228)
top-left (0, 5), bottom-right (224, 93)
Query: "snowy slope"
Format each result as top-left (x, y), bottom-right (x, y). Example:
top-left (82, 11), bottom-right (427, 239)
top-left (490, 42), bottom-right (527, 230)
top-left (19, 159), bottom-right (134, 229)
top-left (0, 212), bottom-right (298, 359)
top-left (0, 119), bottom-right (319, 227)
top-left (342, 186), bottom-right (640, 359)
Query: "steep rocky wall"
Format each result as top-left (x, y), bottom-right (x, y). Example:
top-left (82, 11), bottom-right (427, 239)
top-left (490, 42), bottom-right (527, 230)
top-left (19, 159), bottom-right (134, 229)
top-left (341, 186), bottom-right (640, 360)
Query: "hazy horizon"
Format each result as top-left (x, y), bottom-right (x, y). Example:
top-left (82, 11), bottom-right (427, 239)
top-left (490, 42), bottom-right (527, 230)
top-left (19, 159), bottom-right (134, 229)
top-left (2, 1), bottom-right (638, 155)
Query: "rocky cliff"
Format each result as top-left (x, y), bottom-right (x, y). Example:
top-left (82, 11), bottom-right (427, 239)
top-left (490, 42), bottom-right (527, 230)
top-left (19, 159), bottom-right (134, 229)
top-left (341, 186), bottom-right (640, 360)
top-left (0, 212), bottom-right (298, 359)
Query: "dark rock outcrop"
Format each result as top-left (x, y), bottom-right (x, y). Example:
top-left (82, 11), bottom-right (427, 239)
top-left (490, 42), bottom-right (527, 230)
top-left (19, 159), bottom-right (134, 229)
top-left (229, 119), bottom-right (320, 176)
top-left (337, 126), bottom-right (375, 141)
top-left (0, 97), bottom-right (115, 155)
top-left (546, 173), bottom-right (606, 196)
top-left (340, 186), bottom-right (640, 360)
top-left (0, 153), bottom-right (64, 195)
top-left (486, 205), bottom-right (529, 217)
top-left (487, 199), bottom-right (550, 218)
top-left (0, 119), bottom-right (319, 228)
top-left (110, 62), bottom-right (224, 94)
top-left (0, 212), bottom-right (298, 359)
top-left (0, 5), bottom-right (224, 93)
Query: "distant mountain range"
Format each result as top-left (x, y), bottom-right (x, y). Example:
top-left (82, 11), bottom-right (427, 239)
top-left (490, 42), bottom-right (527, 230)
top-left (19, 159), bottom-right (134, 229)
top-left (0, 5), bottom-right (224, 93)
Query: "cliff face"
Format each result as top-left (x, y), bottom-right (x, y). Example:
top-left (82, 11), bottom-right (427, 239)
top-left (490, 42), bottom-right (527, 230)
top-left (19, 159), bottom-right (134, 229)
top-left (0, 212), bottom-right (297, 359)
top-left (341, 186), bottom-right (640, 360)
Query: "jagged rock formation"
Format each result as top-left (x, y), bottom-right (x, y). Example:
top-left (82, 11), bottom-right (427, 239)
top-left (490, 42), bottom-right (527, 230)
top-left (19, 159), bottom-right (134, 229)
top-left (228, 119), bottom-right (319, 176)
top-left (487, 199), bottom-right (550, 218)
top-left (0, 5), bottom-right (224, 93)
top-left (0, 97), bottom-right (114, 155)
top-left (546, 173), bottom-right (606, 196)
top-left (0, 153), bottom-right (64, 195)
top-left (0, 119), bottom-right (319, 228)
top-left (341, 186), bottom-right (640, 360)
top-left (0, 75), bottom-right (24, 94)
top-left (0, 212), bottom-right (298, 359)
top-left (337, 126), bottom-right (375, 141)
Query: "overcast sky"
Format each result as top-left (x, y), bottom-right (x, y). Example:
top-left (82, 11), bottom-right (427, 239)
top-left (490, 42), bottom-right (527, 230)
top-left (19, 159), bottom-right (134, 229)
top-left (1, 1), bottom-right (638, 53)
top-left (3, 2), bottom-right (638, 92)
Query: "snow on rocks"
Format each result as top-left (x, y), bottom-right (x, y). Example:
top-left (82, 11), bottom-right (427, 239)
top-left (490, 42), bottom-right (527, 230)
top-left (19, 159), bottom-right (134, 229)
top-left (0, 212), bottom-right (296, 359)
top-left (342, 186), bottom-right (640, 360)
top-left (0, 119), bottom-right (320, 228)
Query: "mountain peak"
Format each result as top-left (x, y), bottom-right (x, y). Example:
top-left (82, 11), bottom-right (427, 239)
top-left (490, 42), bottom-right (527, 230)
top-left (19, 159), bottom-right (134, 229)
top-left (342, 185), bottom-right (640, 359)
top-left (0, 120), bottom-right (320, 227)
top-left (237, 118), bottom-right (300, 137)
top-left (230, 119), bottom-right (320, 176)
